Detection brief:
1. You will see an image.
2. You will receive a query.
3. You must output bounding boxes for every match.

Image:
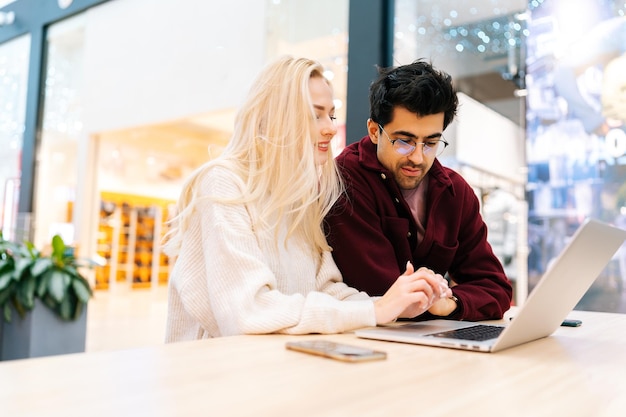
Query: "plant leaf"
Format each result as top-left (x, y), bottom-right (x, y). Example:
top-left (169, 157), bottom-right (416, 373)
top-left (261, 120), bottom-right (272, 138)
top-left (71, 279), bottom-right (93, 302)
top-left (64, 265), bottom-right (80, 278)
top-left (19, 275), bottom-right (36, 309)
top-left (0, 259), bottom-right (14, 272)
top-left (36, 270), bottom-right (51, 297)
top-left (41, 294), bottom-right (56, 310)
top-left (0, 281), bottom-right (15, 305)
top-left (51, 235), bottom-right (66, 263)
top-left (59, 296), bottom-right (72, 320)
top-left (73, 301), bottom-right (84, 320)
top-left (0, 269), bottom-right (12, 290)
top-left (31, 257), bottom-right (53, 277)
top-left (3, 304), bottom-right (11, 323)
top-left (14, 257), bottom-right (32, 279)
top-left (13, 297), bottom-right (26, 318)
top-left (49, 270), bottom-right (70, 303)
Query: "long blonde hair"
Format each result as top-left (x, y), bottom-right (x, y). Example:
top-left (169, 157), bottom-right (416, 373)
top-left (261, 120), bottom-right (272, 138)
top-left (164, 56), bottom-right (344, 256)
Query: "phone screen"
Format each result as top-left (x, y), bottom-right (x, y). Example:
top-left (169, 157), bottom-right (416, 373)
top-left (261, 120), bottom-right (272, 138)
top-left (285, 340), bottom-right (387, 362)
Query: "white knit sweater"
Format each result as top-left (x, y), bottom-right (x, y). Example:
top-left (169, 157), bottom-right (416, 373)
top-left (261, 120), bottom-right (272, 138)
top-left (165, 166), bottom-right (376, 342)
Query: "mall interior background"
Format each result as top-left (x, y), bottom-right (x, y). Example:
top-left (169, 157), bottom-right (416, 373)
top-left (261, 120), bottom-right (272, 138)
top-left (1, 0), bottom-right (625, 312)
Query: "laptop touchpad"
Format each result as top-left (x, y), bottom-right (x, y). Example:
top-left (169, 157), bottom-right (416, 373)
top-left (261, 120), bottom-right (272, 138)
top-left (386, 321), bottom-right (470, 335)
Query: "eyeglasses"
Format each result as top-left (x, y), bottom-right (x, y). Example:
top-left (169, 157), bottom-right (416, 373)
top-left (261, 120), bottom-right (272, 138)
top-left (378, 124), bottom-right (448, 157)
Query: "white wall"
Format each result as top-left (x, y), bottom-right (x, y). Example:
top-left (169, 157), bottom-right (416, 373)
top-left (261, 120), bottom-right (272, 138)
top-left (82, 0), bottom-right (267, 132)
top-left (456, 92), bottom-right (526, 184)
top-left (74, 0), bottom-right (270, 259)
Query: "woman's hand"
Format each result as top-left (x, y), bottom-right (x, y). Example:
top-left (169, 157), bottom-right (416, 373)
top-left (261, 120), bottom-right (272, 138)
top-left (373, 261), bottom-right (452, 325)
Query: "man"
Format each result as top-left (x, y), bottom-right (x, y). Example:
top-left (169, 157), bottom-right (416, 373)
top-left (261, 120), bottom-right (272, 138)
top-left (325, 59), bottom-right (513, 321)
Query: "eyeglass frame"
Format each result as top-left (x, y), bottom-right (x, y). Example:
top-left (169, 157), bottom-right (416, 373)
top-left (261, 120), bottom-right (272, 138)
top-left (377, 124), bottom-right (449, 157)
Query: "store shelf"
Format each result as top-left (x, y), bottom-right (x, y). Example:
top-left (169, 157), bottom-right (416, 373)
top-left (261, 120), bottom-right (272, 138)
top-left (94, 192), bottom-right (174, 290)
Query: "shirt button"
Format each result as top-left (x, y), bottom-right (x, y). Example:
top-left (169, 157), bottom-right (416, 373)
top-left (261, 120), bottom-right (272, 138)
top-left (394, 198), bottom-right (400, 204)
top-left (380, 173), bottom-right (387, 180)
top-left (407, 232), bottom-right (412, 238)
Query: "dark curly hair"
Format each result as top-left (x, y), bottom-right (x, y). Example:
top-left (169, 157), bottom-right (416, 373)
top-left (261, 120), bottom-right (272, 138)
top-left (369, 59), bottom-right (458, 129)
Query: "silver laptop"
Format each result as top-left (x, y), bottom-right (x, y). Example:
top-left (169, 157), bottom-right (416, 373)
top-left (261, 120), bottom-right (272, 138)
top-left (355, 218), bottom-right (626, 352)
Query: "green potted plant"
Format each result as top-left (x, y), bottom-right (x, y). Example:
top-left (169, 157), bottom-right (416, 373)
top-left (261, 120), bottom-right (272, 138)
top-left (0, 232), bottom-right (94, 361)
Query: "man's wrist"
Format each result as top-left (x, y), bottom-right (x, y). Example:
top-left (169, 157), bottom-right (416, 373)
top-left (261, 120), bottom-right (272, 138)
top-left (447, 294), bottom-right (460, 315)
top-left (428, 295), bottom-right (459, 316)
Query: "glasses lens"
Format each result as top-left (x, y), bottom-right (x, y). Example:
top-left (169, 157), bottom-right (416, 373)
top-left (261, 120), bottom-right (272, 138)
top-left (427, 140), bottom-right (444, 157)
top-left (393, 140), bottom-right (415, 155)
top-left (434, 140), bottom-right (447, 157)
top-left (423, 140), bottom-right (447, 157)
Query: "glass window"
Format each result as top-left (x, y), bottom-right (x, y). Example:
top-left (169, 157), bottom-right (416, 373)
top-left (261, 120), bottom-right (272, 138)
top-left (0, 34), bottom-right (29, 240)
top-left (33, 13), bottom-right (86, 249)
top-left (393, 0), bottom-right (528, 190)
top-left (394, 1), bottom-right (527, 126)
top-left (525, 0), bottom-right (626, 312)
top-left (265, 0), bottom-right (349, 152)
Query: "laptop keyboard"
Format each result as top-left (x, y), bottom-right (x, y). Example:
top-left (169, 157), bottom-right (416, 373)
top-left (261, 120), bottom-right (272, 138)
top-left (427, 324), bottom-right (505, 341)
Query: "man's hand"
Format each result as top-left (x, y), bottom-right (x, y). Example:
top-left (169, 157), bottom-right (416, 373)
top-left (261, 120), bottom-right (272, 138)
top-left (428, 296), bottom-right (458, 317)
top-left (373, 261), bottom-right (452, 324)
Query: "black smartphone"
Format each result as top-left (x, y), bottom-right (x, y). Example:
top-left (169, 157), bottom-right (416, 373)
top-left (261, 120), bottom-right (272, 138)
top-left (285, 340), bottom-right (387, 362)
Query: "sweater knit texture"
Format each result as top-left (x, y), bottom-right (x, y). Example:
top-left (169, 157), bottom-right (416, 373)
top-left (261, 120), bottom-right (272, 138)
top-left (165, 165), bottom-right (376, 342)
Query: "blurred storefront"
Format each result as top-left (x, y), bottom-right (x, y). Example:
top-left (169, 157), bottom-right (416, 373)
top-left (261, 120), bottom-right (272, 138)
top-left (2, 0), bottom-right (626, 311)
top-left (0, 0), bottom-right (349, 289)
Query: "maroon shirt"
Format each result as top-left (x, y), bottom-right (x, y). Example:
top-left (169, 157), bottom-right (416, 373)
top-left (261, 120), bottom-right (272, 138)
top-left (325, 136), bottom-right (513, 321)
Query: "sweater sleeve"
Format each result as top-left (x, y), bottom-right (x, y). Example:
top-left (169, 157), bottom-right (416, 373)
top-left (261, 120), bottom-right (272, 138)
top-left (176, 167), bottom-right (375, 337)
top-left (316, 250), bottom-right (373, 301)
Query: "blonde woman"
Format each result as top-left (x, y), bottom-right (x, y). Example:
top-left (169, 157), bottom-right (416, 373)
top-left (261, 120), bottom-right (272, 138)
top-left (164, 56), bottom-right (451, 342)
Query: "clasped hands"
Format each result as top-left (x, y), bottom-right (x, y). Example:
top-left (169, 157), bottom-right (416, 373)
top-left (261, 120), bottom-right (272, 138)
top-left (374, 261), bottom-right (453, 325)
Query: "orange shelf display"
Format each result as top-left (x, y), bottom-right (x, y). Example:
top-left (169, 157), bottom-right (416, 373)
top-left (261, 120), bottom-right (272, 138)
top-left (94, 192), bottom-right (174, 290)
